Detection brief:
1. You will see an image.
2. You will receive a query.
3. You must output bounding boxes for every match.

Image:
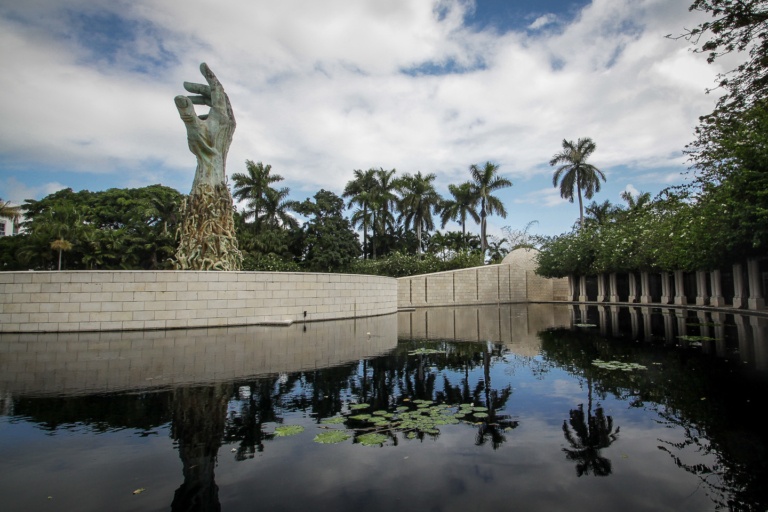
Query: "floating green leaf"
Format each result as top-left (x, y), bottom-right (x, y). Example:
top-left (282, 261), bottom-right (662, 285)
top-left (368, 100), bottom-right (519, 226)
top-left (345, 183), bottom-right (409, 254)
top-left (592, 359), bottom-right (647, 371)
top-left (358, 433), bottom-right (388, 446)
top-left (350, 403), bottom-right (370, 410)
top-left (408, 348), bottom-right (446, 355)
top-left (474, 412), bottom-right (489, 419)
top-left (349, 414), bottom-right (372, 421)
top-left (314, 430), bottom-right (352, 444)
top-left (677, 335), bottom-right (717, 342)
top-left (274, 425), bottom-right (305, 437)
top-left (321, 416), bottom-right (345, 425)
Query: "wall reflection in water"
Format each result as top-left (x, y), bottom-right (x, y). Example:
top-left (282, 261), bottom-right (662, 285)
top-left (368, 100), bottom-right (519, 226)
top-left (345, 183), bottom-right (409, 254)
top-left (577, 304), bottom-right (768, 370)
top-left (0, 314), bottom-right (398, 397)
top-left (1, 304), bottom-right (768, 512)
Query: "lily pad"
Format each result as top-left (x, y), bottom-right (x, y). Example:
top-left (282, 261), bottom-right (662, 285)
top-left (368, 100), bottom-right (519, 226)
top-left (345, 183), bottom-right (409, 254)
top-left (358, 433), bottom-right (388, 446)
top-left (677, 335), bottom-right (717, 342)
top-left (314, 430), bottom-right (352, 444)
top-left (321, 416), bottom-right (345, 425)
top-left (408, 348), bottom-right (446, 355)
top-left (350, 403), bottom-right (370, 410)
top-left (592, 359), bottom-right (647, 371)
top-left (274, 425), bottom-right (305, 437)
top-left (349, 414), bottom-right (373, 421)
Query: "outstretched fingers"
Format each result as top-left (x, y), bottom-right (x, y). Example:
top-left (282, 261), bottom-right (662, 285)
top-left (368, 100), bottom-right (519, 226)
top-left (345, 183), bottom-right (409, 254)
top-left (174, 95), bottom-right (200, 126)
top-left (200, 62), bottom-right (230, 114)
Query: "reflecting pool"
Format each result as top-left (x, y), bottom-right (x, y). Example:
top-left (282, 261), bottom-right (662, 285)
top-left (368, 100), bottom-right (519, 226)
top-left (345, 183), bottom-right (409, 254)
top-left (1, 304), bottom-right (767, 511)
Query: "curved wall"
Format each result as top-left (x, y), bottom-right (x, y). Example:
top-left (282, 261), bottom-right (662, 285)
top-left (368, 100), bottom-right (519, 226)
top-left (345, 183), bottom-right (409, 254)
top-left (0, 271), bottom-right (397, 333)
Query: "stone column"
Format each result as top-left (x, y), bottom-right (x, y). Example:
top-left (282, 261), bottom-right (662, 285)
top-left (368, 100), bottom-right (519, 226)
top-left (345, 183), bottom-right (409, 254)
top-left (751, 316), bottom-right (768, 372)
top-left (640, 306), bottom-right (653, 342)
top-left (610, 305), bottom-right (621, 337)
top-left (733, 264), bottom-right (745, 308)
top-left (711, 312), bottom-right (727, 357)
top-left (578, 275), bottom-right (588, 302)
top-left (568, 275), bottom-right (577, 302)
top-left (662, 309), bottom-right (675, 343)
top-left (597, 305), bottom-right (608, 336)
top-left (734, 315), bottom-right (752, 364)
top-left (627, 272), bottom-right (639, 303)
top-left (695, 271), bottom-right (709, 306)
top-left (578, 304), bottom-right (589, 325)
top-left (710, 269), bottom-right (726, 307)
top-left (640, 271), bottom-right (652, 304)
top-left (596, 274), bottom-right (606, 302)
top-left (674, 270), bottom-right (687, 305)
top-left (629, 307), bottom-right (639, 339)
top-left (660, 272), bottom-right (672, 304)
top-left (747, 258), bottom-right (765, 310)
top-left (675, 309), bottom-right (688, 341)
top-left (696, 310), bottom-right (713, 354)
top-left (609, 273), bottom-right (619, 302)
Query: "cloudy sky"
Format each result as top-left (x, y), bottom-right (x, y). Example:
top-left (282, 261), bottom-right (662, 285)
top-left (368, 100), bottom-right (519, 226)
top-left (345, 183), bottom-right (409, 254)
top-left (0, 0), bottom-right (725, 237)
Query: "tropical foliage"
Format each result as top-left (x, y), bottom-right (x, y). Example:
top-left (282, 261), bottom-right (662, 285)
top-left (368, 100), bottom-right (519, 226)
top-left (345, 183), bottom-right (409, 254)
top-left (550, 137), bottom-right (605, 228)
top-left (468, 161), bottom-right (512, 253)
top-left (2, 185), bottom-right (183, 271)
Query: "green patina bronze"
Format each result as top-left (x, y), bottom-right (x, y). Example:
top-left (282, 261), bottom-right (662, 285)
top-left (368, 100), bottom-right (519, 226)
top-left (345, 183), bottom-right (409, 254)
top-left (173, 63), bottom-right (242, 270)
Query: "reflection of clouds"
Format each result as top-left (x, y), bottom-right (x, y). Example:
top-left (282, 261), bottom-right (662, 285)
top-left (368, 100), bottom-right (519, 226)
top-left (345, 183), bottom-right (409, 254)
top-left (216, 408), bottom-right (717, 511)
top-left (550, 378), bottom-right (583, 401)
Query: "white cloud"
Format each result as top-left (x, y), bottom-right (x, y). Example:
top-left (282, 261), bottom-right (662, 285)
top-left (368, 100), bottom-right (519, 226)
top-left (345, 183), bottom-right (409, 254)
top-left (0, 0), bottom-right (730, 234)
top-left (622, 183), bottom-right (640, 198)
top-left (528, 14), bottom-right (557, 30)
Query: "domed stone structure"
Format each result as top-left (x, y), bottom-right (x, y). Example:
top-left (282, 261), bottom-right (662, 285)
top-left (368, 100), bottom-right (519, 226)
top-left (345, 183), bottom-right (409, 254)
top-left (501, 247), bottom-right (540, 270)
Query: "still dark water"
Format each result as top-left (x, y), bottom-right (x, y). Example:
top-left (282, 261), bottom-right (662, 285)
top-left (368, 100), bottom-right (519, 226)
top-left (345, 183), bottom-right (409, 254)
top-left (2, 304), bottom-right (768, 512)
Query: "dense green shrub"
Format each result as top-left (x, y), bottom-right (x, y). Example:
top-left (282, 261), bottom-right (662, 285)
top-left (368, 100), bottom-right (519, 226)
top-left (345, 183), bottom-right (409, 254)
top-left (349, 250), bottom-right (483, 278)
top-left (242, 253), bottom-right (301, 272)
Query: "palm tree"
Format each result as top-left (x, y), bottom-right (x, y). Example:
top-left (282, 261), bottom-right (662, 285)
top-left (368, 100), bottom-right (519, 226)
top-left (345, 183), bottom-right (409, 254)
top-left (584, 200), bottom-right (617, 226)
top-left (439, 182), bottom-right (480, 249)
top-left (397, 172), bottom-right (441, 254)
top-left (50, 238), bottom-right (72, 271)
top-left (258, 187), bottom-right (299, 231)
top-left (620, 190), bottom-right (652, 212)
top-left (469, 162), bottom-right (512, 254)
top-left (550, 137), bottom-right (606, 228)
top-left (231, 161), bottom-right (284, 231)
top-left (343, 169), bottom-right (377, 259)
top-left (371, 168), bottom-right (399, 259)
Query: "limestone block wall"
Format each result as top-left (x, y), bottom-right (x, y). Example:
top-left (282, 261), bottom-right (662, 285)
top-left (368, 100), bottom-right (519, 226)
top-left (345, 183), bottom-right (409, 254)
top-left (0, 271), bottom-right (397, 333)
top-left (397, 264), bottom-right (569, 308)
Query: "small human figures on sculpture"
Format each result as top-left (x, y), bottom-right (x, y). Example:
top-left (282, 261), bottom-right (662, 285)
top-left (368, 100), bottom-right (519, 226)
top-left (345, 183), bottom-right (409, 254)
top-left (173, 63), bottom-right (242, 271)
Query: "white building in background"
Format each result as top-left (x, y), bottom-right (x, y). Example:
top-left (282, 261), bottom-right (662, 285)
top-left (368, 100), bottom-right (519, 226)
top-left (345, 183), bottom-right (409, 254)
top-left (0, 203), bottom-right (23, 237)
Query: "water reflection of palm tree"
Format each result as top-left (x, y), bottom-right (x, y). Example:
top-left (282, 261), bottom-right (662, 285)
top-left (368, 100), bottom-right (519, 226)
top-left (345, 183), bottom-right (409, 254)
top-left (562, 402), bottom-right (620, 477)
top-left (443, 342), bottom-right (517, 448)
top-left (473, 342), bottom-right (517, 449)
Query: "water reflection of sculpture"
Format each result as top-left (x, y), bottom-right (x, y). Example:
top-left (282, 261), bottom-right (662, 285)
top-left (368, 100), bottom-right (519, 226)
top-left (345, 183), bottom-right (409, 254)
top-left (170, 385), bottom-right (229, 512)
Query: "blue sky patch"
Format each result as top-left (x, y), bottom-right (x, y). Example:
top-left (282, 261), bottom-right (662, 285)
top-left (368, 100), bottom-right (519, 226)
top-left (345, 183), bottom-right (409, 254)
top-left (466, 0), bottom-right (590, 33)
top-left (67, 9), bottom-right (176, 75)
